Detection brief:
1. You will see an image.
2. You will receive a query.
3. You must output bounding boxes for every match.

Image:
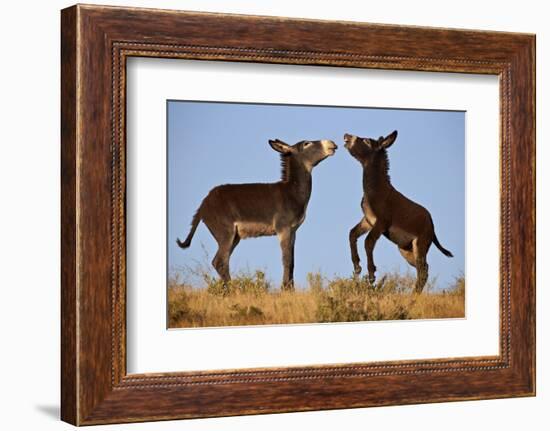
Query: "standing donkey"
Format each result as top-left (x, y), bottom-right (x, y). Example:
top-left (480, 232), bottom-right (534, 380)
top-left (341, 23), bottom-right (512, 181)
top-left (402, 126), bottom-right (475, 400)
top-left (177, 139), bottom-right (338, 290)
top-left (344, 131), bottom-right (453, 294)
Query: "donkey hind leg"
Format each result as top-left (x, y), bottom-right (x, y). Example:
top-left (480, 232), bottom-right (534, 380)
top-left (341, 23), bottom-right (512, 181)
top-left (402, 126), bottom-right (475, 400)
top-left (412, 238), bottom-right (430, 294)
top-left (364, 224), bottom-right (383, 284)
top-left (211, 228), bottom-right (240, 285)
top-left (349, 218), bottom-right (371, 276)
top-left (278, 228), bottom-right (296, 291)
top-left (398, 244), bottom-right (416, 267)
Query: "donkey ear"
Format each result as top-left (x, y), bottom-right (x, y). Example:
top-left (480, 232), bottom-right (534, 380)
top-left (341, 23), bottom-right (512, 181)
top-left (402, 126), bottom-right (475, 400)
top-left (269, 139), bottom-right (292, 154)
top-left (380, 130), bottom-right (398, 149)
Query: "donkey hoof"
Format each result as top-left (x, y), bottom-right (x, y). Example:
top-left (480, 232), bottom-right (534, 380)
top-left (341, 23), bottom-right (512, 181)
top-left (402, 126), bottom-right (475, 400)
top-left (281, 281), bottom-right (295, 292)
top-left (353, 264), bottom-right (362, 276)
top-left (368, 275), bottom-right (376, 284)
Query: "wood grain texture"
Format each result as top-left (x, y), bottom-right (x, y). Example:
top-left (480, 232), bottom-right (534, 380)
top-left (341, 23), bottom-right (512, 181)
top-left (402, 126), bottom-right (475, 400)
top-left (60, 4), bottom-right (536, 425)
top-left (60, 5), bottom-right (78, 425)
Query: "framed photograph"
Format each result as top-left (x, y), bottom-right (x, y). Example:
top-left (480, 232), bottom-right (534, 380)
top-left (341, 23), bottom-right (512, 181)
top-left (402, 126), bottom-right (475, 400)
top-left (61, 4), bottom-right (535, 425)
top-left (164, 100), bottom-right (465, 330)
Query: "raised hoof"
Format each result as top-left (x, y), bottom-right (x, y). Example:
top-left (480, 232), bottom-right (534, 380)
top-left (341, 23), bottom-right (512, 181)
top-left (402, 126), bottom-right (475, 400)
top-left (221, 281), bottom-right (231, 295)
top-left (353, 264), bottom-right (362, 276)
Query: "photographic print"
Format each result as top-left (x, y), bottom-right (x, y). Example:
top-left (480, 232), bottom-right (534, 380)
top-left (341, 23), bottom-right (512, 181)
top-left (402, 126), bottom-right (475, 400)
top-left (61, 7), bottom-right (535, 423)
top-left (167, 101), bottom-right (465, 328)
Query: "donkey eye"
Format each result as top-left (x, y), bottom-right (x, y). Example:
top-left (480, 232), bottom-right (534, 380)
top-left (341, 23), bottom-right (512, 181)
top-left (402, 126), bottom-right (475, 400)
top-left (303, 142), bottom-right (312, 148)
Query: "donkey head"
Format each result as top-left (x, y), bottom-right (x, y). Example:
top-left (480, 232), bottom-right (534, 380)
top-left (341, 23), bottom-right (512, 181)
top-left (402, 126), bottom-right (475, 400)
top-left (268, 139), bottom-right (338, 171)
top-left (343, 131), bottom-right (398, 166)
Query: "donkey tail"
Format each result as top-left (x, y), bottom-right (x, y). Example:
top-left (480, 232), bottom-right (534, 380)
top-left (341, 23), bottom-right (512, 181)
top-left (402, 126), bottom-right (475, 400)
top-left (433, 232), bottom-right (453, 258)
top-left (176, 209), bottom-right (201, 249)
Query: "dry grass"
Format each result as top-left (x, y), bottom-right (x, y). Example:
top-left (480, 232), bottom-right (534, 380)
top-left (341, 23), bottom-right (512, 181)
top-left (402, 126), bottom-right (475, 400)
top-left (168, 264), bottom-right (465, 328)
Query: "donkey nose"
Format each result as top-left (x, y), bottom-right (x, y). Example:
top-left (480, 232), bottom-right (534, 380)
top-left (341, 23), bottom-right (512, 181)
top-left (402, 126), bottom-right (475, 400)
top-left (344, 134), bottom-right (354, 149)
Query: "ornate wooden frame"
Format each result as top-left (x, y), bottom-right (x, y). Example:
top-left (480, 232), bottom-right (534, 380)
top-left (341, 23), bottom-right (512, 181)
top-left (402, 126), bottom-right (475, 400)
top-left (61, 4), bottom-right (535, 425)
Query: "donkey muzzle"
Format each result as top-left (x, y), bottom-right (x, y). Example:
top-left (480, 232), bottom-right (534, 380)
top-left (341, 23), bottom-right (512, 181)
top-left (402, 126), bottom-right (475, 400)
top-left (344, 133), bottom-right (356, 149)
top-left (321, 140), bottom-right (338, 156)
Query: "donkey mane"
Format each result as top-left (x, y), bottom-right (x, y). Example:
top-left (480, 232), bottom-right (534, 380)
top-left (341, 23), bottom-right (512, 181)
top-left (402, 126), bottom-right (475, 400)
top-left (279, 153), bottom-right (292, 183)
top-left (376, 149), bottom-right (391, 181)
top-left (278, 141), bottom-right (308, 183)
top-left (364, 150), bottom-right (392, 193)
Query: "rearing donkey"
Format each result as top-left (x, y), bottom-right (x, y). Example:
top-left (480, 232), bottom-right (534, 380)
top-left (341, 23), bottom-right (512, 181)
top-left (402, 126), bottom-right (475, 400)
top-left (344, 131), bottom-right (453, 294)
top-left (177, 138), bottom-right (338, 290)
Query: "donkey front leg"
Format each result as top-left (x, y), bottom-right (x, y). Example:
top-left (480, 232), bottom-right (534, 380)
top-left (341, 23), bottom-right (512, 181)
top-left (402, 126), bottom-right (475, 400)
top-left (278, 228), bottom-right (296, 291)
top-left (349, 218), bottom-right (371, 276)
top-left (364, 224), bottom-right (383, 284)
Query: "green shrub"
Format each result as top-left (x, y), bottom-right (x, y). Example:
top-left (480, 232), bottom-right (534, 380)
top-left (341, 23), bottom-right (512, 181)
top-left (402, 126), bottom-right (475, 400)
top-left (315, 275), bottom-right (413, 322)
top-left (206, 270), bottom-right (271, 296)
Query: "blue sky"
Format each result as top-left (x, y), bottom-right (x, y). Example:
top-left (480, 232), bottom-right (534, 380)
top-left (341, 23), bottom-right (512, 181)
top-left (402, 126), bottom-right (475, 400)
top-left (167, 101), bottom-right (465, 289)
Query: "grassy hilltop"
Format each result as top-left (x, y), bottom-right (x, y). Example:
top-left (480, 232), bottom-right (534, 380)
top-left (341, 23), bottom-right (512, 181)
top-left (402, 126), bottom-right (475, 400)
top-left (168, 262), bottom-right (465, 328)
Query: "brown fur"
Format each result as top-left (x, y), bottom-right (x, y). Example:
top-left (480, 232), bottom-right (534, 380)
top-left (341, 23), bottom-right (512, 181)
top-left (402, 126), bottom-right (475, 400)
top-left (177, 139), bottom-right (337, 290)
top-left (344, 131), bottom-right (453, 294)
